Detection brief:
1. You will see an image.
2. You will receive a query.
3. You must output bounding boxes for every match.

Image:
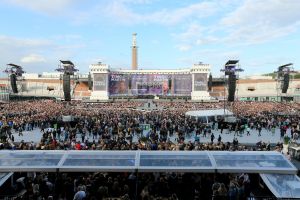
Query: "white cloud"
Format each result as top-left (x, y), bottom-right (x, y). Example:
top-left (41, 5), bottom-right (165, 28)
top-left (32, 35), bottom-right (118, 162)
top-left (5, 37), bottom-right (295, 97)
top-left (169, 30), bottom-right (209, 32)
top-left (174, 0), bottom-right (300, 51)
top-left (221, 0), bottom-right (300, 44)
top-left (177, 44), bottom-right (191, 52)
top-left (173, 23), bottom-right (220, 51)
top-left (120, 0), bottom-right (156, 4)
top-left (149, 2), bottom-right (217, 25)
top-left (4, 0), bottom-right (77, 15)
top-left (0, 35), bottom-right (89, 73)
top-left (3, 0), bottom-right (217, 26)
top-left (21, 54), bottom-right (46, 63)
top-left (176, 24), bottom-right (204, 42)
top-left (0, 35), bottom-right (53, 48)
top-left (105, 1), bottom-right (217, 25)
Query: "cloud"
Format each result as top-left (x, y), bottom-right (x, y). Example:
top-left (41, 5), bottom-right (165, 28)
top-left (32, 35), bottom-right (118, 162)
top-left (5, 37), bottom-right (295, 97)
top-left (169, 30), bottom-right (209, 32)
top-left (120, 0), bottom-right (156, 4)
top-left (0, 35), bottom-right (53, 48)
top-left (2, 0), bottom-right (217, 26)
top-left (104, 1), bottom-right (217, 25)
top-left (174, 0), bottom-right (300, 51)
top-left (0, 35), bottom-right (89, 73)
top-left (173, 23), bottom-right (220, 51)
top-left (21, 54), bottom-right (46, 63)
top-left (221, 0), bottom-right (300, 44)
top-left (177, 44), bottom-right (192, 52)
top-left (4, 0), bottom-right (78, 15)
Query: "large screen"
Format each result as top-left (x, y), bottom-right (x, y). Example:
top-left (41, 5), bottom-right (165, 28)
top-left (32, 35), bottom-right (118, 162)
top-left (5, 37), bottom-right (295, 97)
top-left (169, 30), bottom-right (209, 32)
top-left (173, 74), bottom-right (192, 95)
top-left (131, 74), bottom-right (170, 95)
top-left (108, 73), bottom-right (192, 96)
top-left (93, 73), bottom-right (107, 91)
top-left (194, 73), bottom-right (207, 91)
top-left (109, 73), bottom-right (129, 95)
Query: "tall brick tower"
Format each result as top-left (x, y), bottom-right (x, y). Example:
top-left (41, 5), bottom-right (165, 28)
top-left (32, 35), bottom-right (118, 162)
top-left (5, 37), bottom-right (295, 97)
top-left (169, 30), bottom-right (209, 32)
top-left (131, 33), bottom-right (138, 70)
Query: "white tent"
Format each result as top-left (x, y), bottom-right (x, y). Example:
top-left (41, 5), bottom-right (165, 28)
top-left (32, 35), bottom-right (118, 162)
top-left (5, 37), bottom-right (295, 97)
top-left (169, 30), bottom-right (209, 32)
top-left (185, 109), bottom-right (235, 123)
top-left (185, 109), bottom-right (233, 117)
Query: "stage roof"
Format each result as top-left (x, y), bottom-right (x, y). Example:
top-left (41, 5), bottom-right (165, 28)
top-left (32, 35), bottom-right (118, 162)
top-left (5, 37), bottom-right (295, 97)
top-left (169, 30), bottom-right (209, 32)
top-left (0, 151), bottom-right (297, 174)
top-left (7, 63), bottom-right (22, 68)
top-left (225, 60), bottom-right (239, 66)
top-left (60, 60), bottom-right (74, 65)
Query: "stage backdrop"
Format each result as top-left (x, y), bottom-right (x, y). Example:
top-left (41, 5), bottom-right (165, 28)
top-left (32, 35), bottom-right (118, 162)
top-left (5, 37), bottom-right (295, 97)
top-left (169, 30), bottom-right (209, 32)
top-left (108, 73), bottom-right (192, 96)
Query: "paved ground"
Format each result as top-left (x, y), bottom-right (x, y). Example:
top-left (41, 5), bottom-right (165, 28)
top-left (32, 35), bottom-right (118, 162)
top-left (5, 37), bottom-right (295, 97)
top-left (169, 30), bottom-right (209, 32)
top-left (11, 126), bottom-right (293, 145)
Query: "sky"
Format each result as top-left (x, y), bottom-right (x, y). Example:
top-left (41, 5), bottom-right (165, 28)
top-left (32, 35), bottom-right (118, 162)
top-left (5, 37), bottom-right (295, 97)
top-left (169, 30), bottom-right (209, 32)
top-left (0, 0), bottom-right (299, 77)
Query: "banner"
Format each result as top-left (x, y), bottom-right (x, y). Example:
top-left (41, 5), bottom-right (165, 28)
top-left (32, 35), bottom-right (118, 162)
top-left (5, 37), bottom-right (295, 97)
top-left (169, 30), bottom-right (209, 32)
top-left (93, 74), bottom-right (107, 91)
top-left (194, 73), bottom-right (208, 91)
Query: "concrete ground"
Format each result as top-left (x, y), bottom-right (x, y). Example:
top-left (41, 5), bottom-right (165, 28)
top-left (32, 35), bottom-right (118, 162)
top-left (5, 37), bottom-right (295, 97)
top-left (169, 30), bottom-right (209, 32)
top-left (11, 126), bottom-right (292, 145)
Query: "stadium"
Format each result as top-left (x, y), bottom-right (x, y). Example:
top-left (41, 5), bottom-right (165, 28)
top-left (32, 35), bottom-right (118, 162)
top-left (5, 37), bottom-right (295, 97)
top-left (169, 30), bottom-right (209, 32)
top-left (1, 34), bottom-right (300, 199)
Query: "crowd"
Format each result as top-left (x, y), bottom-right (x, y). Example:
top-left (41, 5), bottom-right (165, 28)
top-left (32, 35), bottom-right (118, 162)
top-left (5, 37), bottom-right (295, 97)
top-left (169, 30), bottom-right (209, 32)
top-left (0, 100), bottom-right (299, 152)
top-left (9, 171), bottom-right (255, 200)
top-left (0, 100), bottom-right (299, 199)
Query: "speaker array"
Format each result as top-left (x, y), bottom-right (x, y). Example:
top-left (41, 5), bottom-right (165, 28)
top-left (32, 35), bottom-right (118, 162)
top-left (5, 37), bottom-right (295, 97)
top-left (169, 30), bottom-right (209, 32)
top-left (208, 74), bottom-right (212, 91)
top-left (282, 74), bottom-right (289, 93)
top-left (168, 79), bottom-right (172, 90)
top-left (227, 74), bottom-right (236, 102)
top-left (10, 74), bottom-right (18, 93)
top-left (63, 74), bottom-right (71, 101)
top-left (88, 73), bottom-right (92, 90)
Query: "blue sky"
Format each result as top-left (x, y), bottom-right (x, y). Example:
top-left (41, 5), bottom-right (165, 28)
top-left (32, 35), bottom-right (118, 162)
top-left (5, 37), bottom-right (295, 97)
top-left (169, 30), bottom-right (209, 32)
top-left (0, 0), bottom-right (299, 77)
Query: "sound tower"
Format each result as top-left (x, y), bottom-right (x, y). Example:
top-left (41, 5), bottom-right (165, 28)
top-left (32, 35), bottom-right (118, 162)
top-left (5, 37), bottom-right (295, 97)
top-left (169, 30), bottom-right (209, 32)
top-left (63, 73), bottom-right (71, 101)
top-left (168, 79), bottom-right (172, 90)
top-left (282, 73), bottom-right (289, 93)
top-left (10, 74), bottom-right (18, 93)
top-left (208, 74), bottom-right (212, 91)
top-left (128, 76), bottom-right (132, 89)
top-left (227, 74), bottom-right (236, 102)
top-left (88, 73), bottom-right (92, 90)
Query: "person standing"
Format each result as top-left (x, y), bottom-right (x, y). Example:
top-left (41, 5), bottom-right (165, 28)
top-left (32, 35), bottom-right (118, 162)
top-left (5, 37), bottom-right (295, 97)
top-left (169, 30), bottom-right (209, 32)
top-left (18, 126), bottom-right (23, 137)
top-left (258, 124), bottom-right (262, 137)
top-left (211, 133), bottom-right (215, 143)
top-left (246, 126), bottom-right (250, 136)
top-left (217, 135), bottom-right (222, 143)
top-left (271, 126), bottom-right (276, 136)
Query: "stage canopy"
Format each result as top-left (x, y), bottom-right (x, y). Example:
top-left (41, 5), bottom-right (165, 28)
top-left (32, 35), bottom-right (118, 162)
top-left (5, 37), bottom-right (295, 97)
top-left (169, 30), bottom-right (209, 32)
top-left (0, 151), bottom-right (297, 174)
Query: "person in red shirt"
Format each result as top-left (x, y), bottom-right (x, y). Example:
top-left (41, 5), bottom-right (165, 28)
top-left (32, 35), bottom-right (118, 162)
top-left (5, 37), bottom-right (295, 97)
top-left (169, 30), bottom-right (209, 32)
top-left (75, 142), bottom-right (81, 150)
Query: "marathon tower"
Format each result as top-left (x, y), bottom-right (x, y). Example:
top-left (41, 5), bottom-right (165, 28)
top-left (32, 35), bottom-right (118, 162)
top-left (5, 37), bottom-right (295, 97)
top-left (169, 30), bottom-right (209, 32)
top-left (131, 33), bottom-right (138, 70)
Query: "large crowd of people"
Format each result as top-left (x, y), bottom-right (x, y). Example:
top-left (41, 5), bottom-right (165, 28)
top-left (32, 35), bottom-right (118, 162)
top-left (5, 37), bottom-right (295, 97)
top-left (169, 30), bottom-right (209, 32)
top-left (0, 100), bottom-right (299, 151)
top-left (7, 171), bottom-right (256, 200)
top-left (0, 100), bottom-right (299, 199)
